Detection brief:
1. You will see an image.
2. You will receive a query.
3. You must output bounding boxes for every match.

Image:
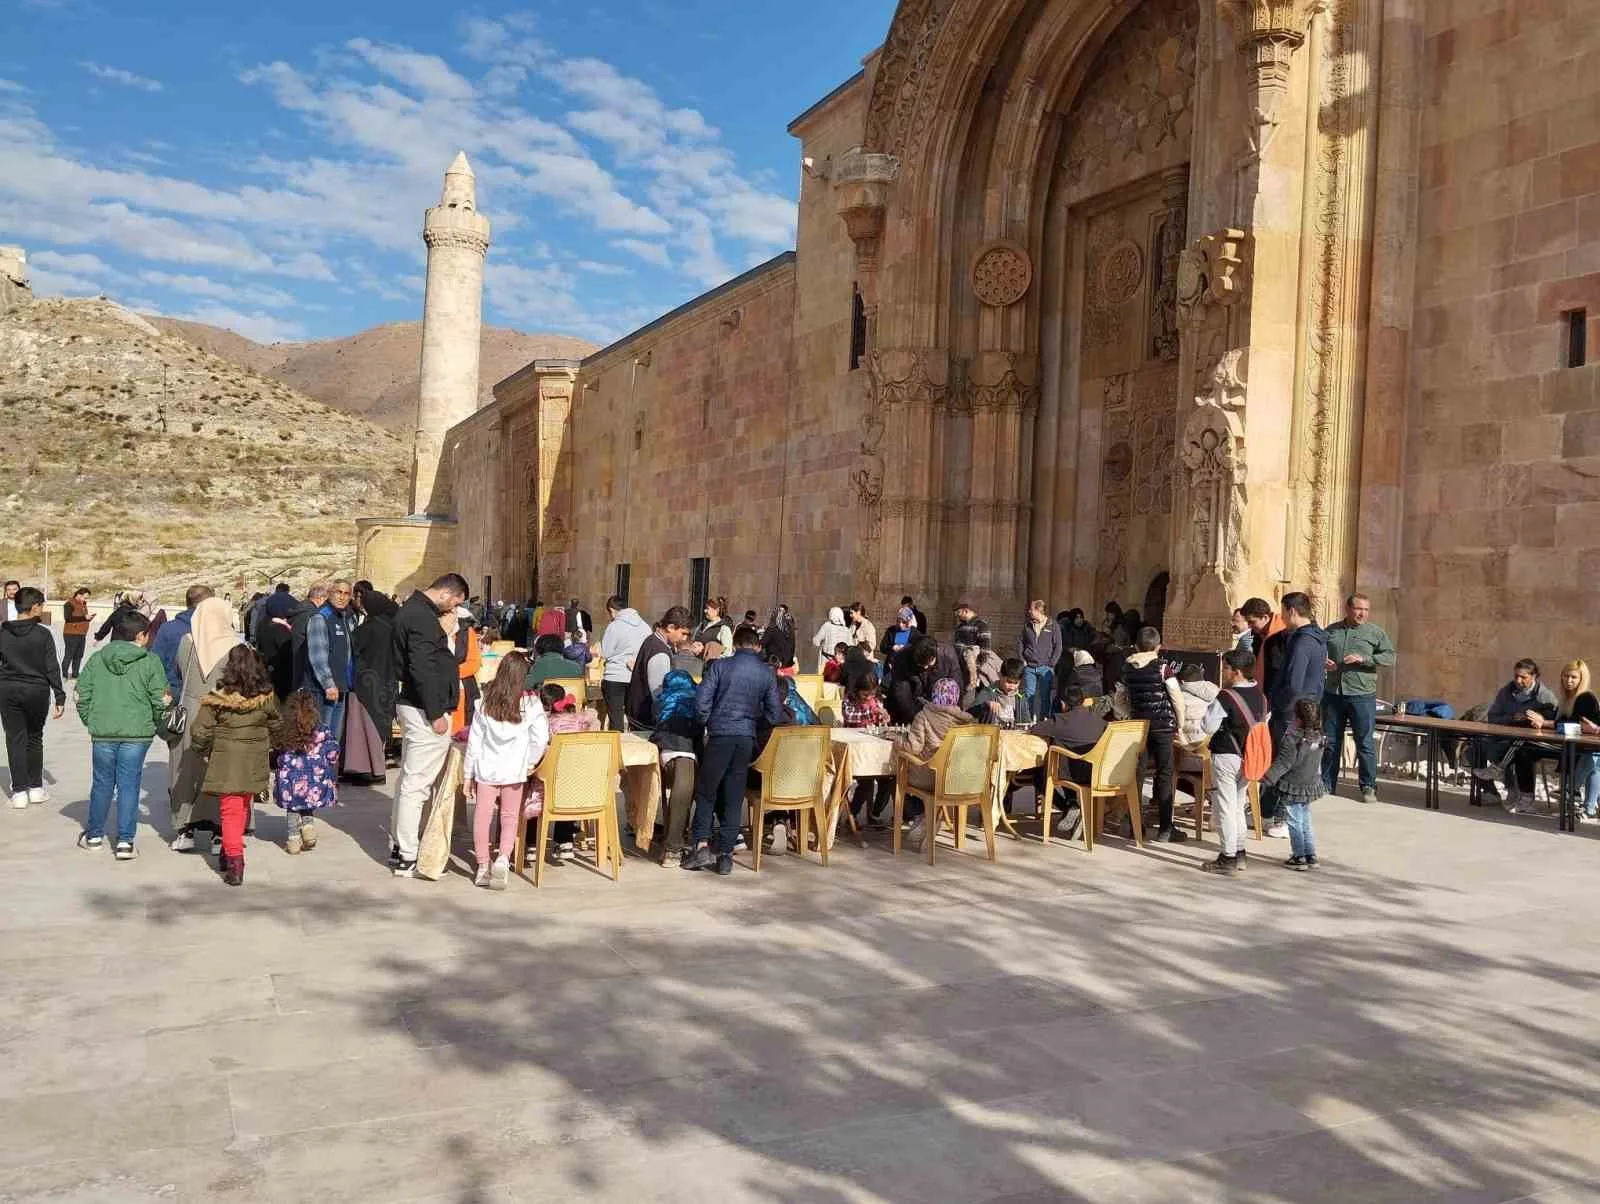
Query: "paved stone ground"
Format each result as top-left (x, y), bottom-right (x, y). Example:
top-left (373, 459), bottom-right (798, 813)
top-left (2, 707), bottom-right (1599, 1203)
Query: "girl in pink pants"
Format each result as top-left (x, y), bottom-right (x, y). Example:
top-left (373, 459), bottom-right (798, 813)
top-left (462, 652), bottom-right (550, 890)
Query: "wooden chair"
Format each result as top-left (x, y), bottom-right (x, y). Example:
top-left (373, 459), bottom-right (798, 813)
top-left (892, 725), bottom-right (1001, 864)
top-left (1043, 720), bottom-right (1149, 851)
top-left (516, 732), bottom-right (622, 886)
top-left (792, 674), bottom-right (825, 710)
top-left (744, 726), bottom-right (833, 870)
top-left (1176, 742), bottom-right (1264, 841)
top-left (544, 677), bottom-right (588, 708)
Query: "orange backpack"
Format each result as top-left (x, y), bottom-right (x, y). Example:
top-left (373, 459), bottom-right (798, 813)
top-left (1225, 688), bottom-right (1273, 781)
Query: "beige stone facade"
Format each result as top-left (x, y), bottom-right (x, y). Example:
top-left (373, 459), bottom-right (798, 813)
top-left (441, 0), bottom-right (1600, 706)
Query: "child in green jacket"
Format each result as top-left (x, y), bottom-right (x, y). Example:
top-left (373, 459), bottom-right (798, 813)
top-left (76, 609), bottom-right (169, 859)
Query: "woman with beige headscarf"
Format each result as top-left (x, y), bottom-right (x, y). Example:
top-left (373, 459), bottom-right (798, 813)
top-left (167, 596), bottom-right (244, 853)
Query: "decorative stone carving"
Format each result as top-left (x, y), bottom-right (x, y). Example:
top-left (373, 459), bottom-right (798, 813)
top-left (1084, 212), bottom-right (1129, 349)
top-left (1223, 0), bottom-right (1315, 134)
top-left (1150, 172), bottom-right (1188, 362)
top-left (862, 0), bottom-right (967, 162)
top-left (1176, 229), bottom-right (1248, 329)
top-left (970, 240), bottom-right (1033, 308)
top-left (967, 350), bottom-right (1039, 414)
top-left (835, 148), bottom-right (901, 273)
top-left (1098, 240), bottom-right (1144, 306)
top-left (1061, 0), bottom-right (1198, 193)
top-left (422, 227), bottom-right (491, 254)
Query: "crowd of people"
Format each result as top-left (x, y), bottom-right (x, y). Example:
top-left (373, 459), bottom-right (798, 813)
top-left (4, 565), bottom-right (1594, 891)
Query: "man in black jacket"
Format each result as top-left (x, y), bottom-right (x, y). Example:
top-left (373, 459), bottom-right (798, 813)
top-left (388, 572), bottom-right (468, 876)
top-left (1122, 626), bottom-right (1188, 843)
top-left (682, 625), bottom-right (786, 876)
top-left (625, 606), bottom-right (693, 732)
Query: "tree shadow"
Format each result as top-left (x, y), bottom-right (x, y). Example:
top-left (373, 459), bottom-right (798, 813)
top-left (66, 792), bottom-right (1600, 1203)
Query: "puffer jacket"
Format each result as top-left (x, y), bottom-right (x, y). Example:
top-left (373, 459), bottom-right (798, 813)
top-left (1179, 679), bottom-right (1220, 746)
top-left (696, 648), bottom-right (787, 739)
top-left (188, 690), bottom-right (281, 796)
top-left (1262, 725), bottom-right (1327, 803)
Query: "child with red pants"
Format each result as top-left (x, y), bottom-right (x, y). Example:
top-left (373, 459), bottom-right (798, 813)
top-left (462, 652), bottom-right (549, 890)
top-left (187, 645), bottom-right (280, 886)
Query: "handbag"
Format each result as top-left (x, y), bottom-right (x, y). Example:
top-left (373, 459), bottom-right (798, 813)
top-left (158, 699), bottom-right (187, 744)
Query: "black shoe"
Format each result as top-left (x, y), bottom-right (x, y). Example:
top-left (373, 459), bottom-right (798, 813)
top-left (1285, 855), bottom-right (1307, 869)
top-left (387, 843), bottom-right (401, 867)
top-left (1234, 849), bottom-right (1248, 871)
top-left (681, 845), bottom-right (715, 872)
top-left (1303, 855), bottom-right (1319, 868)
top-left (1153, 826), bottom-right (1188, 844)
top-left (1200, 855), bottom-right (1237, 876)
top-left (715, 852), bottom-right (734, 876)
top-left (392, 858), bottom-right (417, 878)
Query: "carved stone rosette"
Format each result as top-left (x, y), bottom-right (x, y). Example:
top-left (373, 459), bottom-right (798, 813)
top-left (970, 240), bottom-right (1033, 308)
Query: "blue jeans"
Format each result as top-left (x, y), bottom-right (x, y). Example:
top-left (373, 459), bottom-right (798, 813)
top-left (1286, 801), bottom-right (1315, 859)
top-left (1321, 692), bottom-right (1377, 792)
top-left (1581, 751), bottom-right (1600, 819)
top-left (86, 740), bottom-right (152, 843)
top-left (691, 735), bottom-right (755, 852)
top-left (1023, 666), bottom-right (1055, 716)
top-left (320, 695), bottom-right (347, 744)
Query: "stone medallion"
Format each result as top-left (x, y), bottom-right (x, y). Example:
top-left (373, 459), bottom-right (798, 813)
top-left (1099, 239), bottom-right (1144, 305)
top-left (971, 240), bottom-right (1033, 308)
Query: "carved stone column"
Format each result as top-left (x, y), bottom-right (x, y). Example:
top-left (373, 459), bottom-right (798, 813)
top-left (966, 351), bottom-right (1039, 619)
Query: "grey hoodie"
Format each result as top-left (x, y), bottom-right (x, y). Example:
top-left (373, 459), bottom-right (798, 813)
top-left (599, 608), bottom-right (651, 684)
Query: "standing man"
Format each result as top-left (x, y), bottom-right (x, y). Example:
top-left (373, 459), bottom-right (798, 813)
top-left (1236, 597), bottom-right (1280, 659)
top-left (61, 588), bottom-right (93, 679)
top-left (1262, 592), bottom-right (1327, 837)
top-left (1321, 592), bottom-right (1395, 803)
top-left (1019, 599), bottom-right (1062, 717)
top-left (953, 601), bottom-right (992, 689)
top-left (388, 573), bottom-right (468, 877)
top-left (597, 595), bottom-right (650, 732)
top-left (0, 587), bottom-right (66, 808)
top-left (302, 580), bottom-right (354, 739)
top-left (682, 624), bottom-right (787, 876)
top-left (151, 584), bottom-right (214, 695)
top-left (1122, 626), bottom-right (1188, 843)
top-left (3, 582), bottom-right (18, 622)
top-left (625, 607), bottom-right (694, 733)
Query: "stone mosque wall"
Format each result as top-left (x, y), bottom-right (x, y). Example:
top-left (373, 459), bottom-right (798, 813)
top-left (1399, 1), bottom-right (1600, 703)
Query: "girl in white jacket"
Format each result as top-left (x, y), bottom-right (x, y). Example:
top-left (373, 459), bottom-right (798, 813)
top-left (463, 652), bottom-right (550, 890)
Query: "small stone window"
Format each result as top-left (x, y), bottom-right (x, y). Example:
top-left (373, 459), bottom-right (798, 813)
top-left (849, 284), bottom-right (868, 371)
top-left (1565, 309), bottom-right (1588, 369)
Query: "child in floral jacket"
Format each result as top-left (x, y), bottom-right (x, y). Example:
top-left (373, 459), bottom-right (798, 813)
top-left (274, 689), bottom-right (340, 854)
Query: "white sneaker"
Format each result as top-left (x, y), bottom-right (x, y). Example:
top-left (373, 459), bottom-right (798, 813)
top-left (767, 821), bottom-right (787, 855)
top-left (489, 857), bottom-right (509, 891)
top-left (169, 830), bottom-right (196, 853)
top-left (8, 791), bottom-right (28, 810)
top-left (1054, 805), bottom-right (1083, 839)
top-left (26, 788), bottom-right (48, 805)
top-left (473, 864), bottom-right (491, 888)
top-left (904, 820), bottom-right (927, 852)
top-left (1265, 820), bottom-right (1289, 839)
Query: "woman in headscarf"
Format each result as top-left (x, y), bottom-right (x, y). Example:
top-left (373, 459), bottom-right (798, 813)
top-left (344, 586), bottom-right (399, 783)
top-left (892, 678), bottom-right (973, 852)
top-left (811, 606), bottom-right (852, 673)
top-left (168, 595), bottom-right (244, 852)
top-left (761, 603), bottom-right (796, 673)
top-left (255, 589), bottom-right (301, 700)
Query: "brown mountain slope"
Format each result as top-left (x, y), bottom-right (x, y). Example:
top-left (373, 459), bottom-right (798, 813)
top-left (149, 317), bottom-right (596, 430)
top-left (0, 297), bottom-right (410, 599)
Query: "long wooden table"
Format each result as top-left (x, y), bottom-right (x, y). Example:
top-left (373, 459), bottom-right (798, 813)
top-left (1375, 713), bottom-right (1600, 832)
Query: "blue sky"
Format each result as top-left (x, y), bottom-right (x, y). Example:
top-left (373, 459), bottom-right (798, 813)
top-left (0, 0), bottom-right (893, 345)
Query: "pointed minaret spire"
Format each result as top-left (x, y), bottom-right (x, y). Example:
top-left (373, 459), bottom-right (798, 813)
top-left (412, 153), bottom-right (492, 516)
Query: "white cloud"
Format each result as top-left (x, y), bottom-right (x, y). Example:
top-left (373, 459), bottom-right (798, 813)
top-left (613, 238), bottom-right (672, 270)
top-left (576, 260), bottom-right (629, 276)
top-left (0, 80), bottom-right (26, 94)
top-left (140, 270), bottom-right (299, 310)
top-left (30, 266), bottom-right (105, 297)
top-left (81, 62), bottom-right (162, 92)
top-left (170, 303), bottom-right (306, 344)
top-left (31, 249), bottom-right (116, 276)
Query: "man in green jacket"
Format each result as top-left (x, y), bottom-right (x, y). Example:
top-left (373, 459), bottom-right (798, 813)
top-left (76, 610), bottom-right (169, 858)
top-left (1321, 592), bottom-right (1396, 803)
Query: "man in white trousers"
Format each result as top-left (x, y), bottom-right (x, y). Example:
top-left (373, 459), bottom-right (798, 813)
top-left (388, 572), bottom-right (468, 877)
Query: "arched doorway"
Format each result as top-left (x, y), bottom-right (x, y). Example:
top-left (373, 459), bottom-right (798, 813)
top-left (1143, 571), bottom-right (1170, 633)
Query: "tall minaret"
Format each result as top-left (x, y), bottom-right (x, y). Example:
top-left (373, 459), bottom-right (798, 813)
top-left (411, 151), bottom-right (491, 516)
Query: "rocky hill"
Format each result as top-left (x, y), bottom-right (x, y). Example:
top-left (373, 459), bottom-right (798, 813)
top-left (0, 297), bottom-right (410, 599)
top-left (151, 318), bottom-right (596, 431)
